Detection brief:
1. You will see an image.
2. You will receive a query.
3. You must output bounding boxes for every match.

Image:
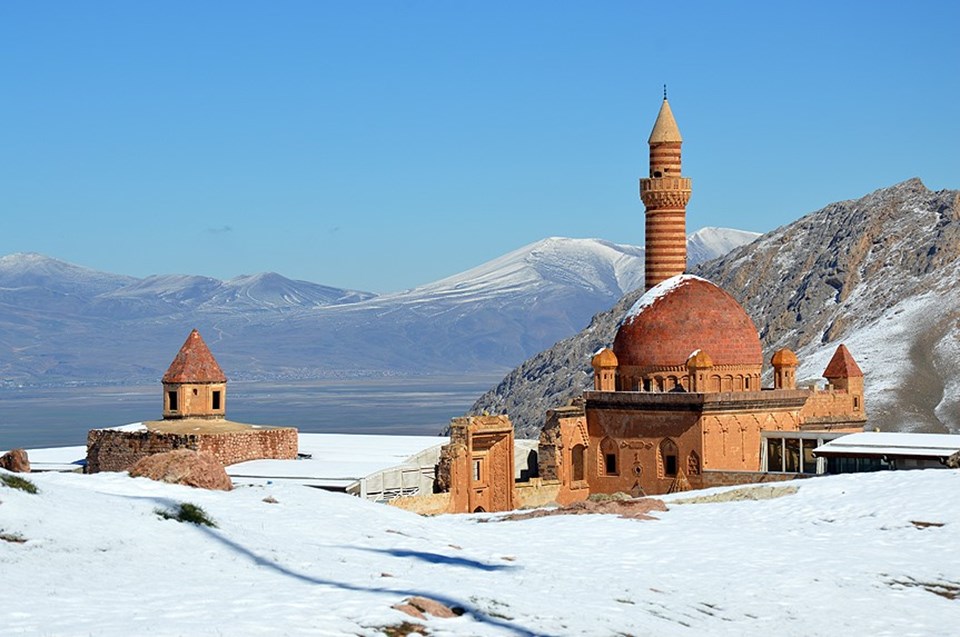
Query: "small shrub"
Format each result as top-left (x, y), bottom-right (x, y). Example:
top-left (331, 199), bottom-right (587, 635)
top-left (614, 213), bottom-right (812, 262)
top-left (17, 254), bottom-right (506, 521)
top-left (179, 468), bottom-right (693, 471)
top-left (155, 502), bottom-right (218, 528)
top-left (588, 491), bottom-right (631, 502)
top-left (0, 473), bottom-right (38, 494)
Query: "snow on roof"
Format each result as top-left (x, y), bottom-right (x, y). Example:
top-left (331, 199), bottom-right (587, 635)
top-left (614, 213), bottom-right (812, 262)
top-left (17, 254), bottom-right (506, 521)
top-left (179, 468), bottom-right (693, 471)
top-left (814, 431), bottom-right (960, 458)
top-left (622, 274), bottom-right (709, 324)
top-left (17, 432), bottom-right (448, 487)
top-left (227, 433), bottom-right (447, 488)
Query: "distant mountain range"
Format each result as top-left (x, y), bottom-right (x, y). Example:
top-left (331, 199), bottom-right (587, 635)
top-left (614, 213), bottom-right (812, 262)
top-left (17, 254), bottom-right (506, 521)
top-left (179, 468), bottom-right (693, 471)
top-left (471, 179), bottom-right (960, 437)
top-left (0, 228), bottom-right (757, 386)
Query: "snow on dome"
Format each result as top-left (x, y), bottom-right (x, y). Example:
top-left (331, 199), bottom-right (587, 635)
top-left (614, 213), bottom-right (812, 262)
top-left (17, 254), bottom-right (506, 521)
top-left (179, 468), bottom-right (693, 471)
top-left (621, 274), bottom-right (711, 324)
top-left (614, 275), bottom-right (762, 370)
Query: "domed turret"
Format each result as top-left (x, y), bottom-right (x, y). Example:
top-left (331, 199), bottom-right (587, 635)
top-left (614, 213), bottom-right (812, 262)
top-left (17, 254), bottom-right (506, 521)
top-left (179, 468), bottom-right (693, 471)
top-left (591, 347), bottom-right (618, 392)
top-left (772, 348), bottom-right (799, 390)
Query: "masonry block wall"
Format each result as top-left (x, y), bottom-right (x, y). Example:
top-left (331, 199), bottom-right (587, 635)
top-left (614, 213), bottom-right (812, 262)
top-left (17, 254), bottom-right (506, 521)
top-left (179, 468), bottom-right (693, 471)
top-left (800, 388), bottom-right (867, 430)
top-left (86, 427), bottom-right (298, 473)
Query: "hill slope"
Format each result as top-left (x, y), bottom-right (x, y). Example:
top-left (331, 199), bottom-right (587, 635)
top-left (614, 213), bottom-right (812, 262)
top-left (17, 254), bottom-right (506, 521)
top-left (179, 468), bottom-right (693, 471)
top-left (471, 179), bottom-right (960, 437)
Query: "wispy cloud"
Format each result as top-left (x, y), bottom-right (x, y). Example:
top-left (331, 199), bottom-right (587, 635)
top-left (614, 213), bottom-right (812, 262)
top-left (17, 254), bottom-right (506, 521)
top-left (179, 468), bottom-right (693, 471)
top-left (206, 225), bottom-right (233, 234)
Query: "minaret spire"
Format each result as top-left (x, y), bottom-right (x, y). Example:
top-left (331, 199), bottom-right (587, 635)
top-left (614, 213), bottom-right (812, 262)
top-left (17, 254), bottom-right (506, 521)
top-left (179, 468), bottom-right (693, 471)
top-left (640, 94), bottom-right (692, 291)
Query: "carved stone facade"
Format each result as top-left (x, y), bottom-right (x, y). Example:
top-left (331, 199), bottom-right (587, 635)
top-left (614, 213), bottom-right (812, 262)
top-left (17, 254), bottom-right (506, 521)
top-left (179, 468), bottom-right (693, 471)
top-left (436, 415), bottom-right (515, 513)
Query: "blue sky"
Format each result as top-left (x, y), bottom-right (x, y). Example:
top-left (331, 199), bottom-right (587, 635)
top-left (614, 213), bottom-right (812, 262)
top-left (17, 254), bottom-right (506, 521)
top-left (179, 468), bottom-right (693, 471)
top-left (2, 1), bottom-right (958, 293)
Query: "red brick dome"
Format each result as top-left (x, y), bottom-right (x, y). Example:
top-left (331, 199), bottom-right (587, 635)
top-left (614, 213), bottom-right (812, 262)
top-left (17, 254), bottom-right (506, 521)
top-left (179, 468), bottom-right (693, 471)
top-left (613, 275), bottom-right (762, 370)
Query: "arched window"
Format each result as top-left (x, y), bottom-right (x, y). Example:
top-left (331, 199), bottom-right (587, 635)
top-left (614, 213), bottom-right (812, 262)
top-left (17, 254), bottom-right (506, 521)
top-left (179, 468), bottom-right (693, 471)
top-left (658, 438), bottom-right (678, 478)
top-left (687, 450), bottom-right (701, 476)
top-left (571, 444), bottom-right (585, 482)
top-left (721, 375), bottom-right (733, 392)
top-left (600, 437), bottom-right (619, 476)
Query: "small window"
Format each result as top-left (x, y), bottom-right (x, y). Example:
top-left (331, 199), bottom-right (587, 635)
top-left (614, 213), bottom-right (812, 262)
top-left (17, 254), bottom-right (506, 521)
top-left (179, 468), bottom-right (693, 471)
top-left (658, 438), bottom-right (678, 478)
top-left (168, 391), bottom-right (178, 411)
top-left (605, 453), bottom-right (617, 475)
top-left (854, 396), bottom-right (860, 411)
top-left (665, 455), bottom-right (677, 477)
top-left (473, 459), bottom-right (482, 482)
top-left (600, 438), bottom-right (619, 475)
top-left (653, 170), bottom-right (663, 178)
top-left (212, 390), bottom-right (222, 410)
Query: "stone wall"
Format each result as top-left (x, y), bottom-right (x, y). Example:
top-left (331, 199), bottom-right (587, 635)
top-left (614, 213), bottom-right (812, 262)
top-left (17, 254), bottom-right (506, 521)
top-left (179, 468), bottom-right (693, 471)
top-left (86, 427), bottom-right (298, 473)
top-left (700, 469), bottom-right (809, 489)
top-left (800, 387), bottom-right (867, 430)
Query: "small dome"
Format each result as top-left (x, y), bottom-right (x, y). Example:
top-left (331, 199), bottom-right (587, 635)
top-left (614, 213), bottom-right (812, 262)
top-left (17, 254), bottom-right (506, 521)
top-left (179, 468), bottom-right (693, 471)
top-left (771, 348), bottom-right (799, 367)
top-left (613, 275), bottom-right (762, 371)
top-left (592, 347), bottom-right (618, 368)
top-left (686, 349), bottom-right (714, 369)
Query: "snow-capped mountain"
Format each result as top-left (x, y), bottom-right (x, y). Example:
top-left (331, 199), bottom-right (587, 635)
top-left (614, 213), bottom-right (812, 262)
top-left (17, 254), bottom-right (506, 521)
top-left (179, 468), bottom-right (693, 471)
top-left (686, 227), bottom-right (762, 266)
top-left (471, 179), bottom-right (960, 437)
top-left (0, 228), bottom-right (753, 385)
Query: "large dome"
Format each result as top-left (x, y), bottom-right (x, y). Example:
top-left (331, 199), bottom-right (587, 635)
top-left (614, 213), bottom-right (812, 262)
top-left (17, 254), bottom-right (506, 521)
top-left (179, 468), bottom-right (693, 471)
top-left (613, 275), bottom-right (762, 370)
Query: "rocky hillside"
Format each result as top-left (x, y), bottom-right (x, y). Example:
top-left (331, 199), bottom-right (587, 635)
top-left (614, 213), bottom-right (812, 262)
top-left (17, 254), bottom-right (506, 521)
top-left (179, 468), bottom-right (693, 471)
top-left (471, 179), bottom-right (960, 438)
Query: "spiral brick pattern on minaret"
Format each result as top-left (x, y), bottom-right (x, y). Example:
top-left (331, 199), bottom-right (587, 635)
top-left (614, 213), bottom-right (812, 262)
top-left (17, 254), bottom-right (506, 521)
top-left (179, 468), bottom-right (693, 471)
top-left (640, 99), bottom-right (691, 291)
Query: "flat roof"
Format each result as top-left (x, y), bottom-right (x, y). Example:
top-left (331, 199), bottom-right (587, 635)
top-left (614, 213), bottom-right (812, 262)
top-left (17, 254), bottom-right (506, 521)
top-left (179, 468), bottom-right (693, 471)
top-left (814, 432), bottom-right (960, 459)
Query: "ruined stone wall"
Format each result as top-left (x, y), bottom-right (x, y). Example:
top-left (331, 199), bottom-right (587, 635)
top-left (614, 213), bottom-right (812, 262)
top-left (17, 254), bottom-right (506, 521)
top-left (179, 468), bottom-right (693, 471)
top-left (700, 469), bottom-right (809, 489)
top-left (86, 427), bottom-right (298, 473)
top-left (437, 415), bottom-right (516, 513)
top-left (539, 406), bottom-right (590, 505)
top-left (515, 478), bottom-right (562, 509)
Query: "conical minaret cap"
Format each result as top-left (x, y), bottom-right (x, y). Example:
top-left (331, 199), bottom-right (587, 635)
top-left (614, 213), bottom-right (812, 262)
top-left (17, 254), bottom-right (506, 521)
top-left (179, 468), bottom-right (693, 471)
top-left (648, 98), bottom-right (683, 144)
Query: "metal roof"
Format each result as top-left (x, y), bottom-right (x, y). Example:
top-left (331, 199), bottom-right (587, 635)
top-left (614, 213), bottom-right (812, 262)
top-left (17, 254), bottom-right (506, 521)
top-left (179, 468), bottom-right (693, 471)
top-left (814, 432), bottom-right (960, 458)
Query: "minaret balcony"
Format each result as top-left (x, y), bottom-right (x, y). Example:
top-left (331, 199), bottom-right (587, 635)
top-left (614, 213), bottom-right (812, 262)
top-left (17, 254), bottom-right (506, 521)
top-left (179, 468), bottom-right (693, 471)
top-left (639, 176), bottom-right (692, 195)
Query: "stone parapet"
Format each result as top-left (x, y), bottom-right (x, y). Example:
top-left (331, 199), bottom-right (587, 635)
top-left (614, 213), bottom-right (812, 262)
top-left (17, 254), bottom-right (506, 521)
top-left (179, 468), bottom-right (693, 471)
top-left (584, 389), bottom-right (811, 413)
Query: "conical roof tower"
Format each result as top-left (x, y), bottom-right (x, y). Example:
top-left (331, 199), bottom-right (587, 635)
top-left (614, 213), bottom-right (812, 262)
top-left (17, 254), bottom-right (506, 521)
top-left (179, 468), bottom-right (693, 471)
top-left (162, 329), bottom-right (227, 419)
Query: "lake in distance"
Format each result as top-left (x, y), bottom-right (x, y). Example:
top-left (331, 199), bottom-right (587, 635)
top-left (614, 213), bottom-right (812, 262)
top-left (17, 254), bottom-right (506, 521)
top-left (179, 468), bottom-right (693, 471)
top-left (0, 373), bottom-right (504, 450)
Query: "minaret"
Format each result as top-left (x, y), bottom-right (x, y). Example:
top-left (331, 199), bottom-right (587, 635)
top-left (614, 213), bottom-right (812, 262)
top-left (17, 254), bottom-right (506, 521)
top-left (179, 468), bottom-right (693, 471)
top-left (640, 93), bottom-right (692, 291)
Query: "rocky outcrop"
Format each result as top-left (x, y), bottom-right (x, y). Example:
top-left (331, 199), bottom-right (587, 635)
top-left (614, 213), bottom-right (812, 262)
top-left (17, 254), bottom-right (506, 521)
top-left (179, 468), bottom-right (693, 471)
top-left (471, 179), bottom-right (960, 437)
top-left (128, 449), bottom-right (232, 491)
top-left (0, 448), bottom-right (30, 473)
top-left (391, 596), bottom-right (464, 619)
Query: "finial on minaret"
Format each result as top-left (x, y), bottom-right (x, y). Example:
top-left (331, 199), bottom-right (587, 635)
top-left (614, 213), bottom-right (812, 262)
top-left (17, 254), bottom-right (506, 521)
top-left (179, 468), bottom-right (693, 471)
top-left (663, 84), bottom-right (667, 100)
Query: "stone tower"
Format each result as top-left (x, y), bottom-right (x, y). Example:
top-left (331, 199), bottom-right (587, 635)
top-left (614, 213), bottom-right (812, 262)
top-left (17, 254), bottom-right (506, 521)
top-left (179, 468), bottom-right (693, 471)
top-left (162, 329), bottom-right (227, 420)
top-left (640, 96), bottom-right (692, 291)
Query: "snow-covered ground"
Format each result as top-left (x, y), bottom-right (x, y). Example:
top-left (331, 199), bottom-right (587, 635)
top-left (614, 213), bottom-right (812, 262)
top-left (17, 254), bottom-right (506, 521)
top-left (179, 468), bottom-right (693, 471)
top-left (2, 467), bottom-right (958, 636)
